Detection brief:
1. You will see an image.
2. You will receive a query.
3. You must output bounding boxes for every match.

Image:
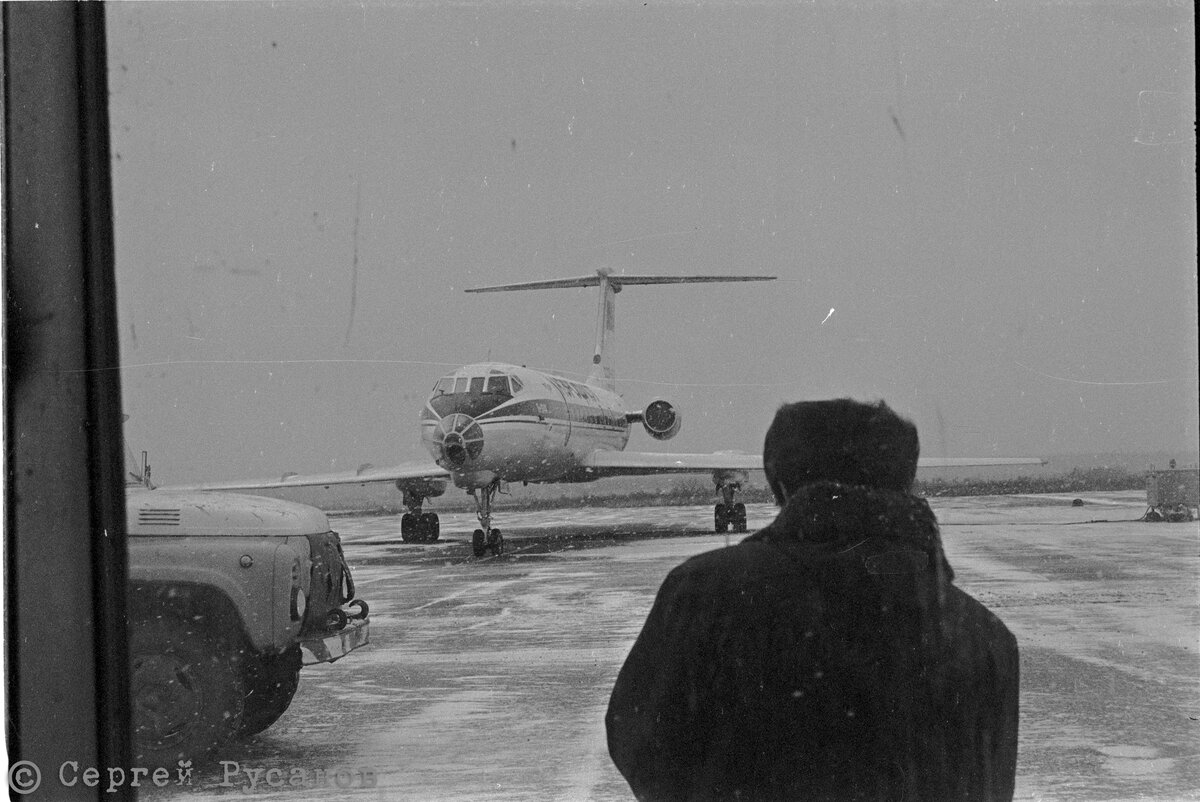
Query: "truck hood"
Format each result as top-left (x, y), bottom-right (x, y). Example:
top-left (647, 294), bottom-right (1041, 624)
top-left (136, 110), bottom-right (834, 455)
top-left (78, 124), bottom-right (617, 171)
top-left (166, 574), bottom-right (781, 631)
top-left (126, 488), bottom-right (332, 537)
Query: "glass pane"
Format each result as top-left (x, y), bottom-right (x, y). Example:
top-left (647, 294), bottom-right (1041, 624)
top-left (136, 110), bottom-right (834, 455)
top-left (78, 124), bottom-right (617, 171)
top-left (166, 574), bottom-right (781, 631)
top-left (100, 2), bottom-right (1196, 799)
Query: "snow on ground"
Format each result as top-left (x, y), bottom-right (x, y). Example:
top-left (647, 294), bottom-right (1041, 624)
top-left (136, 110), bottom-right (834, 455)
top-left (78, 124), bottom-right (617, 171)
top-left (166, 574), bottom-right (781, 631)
top-left (139, 493), bottom-right (1198, 802)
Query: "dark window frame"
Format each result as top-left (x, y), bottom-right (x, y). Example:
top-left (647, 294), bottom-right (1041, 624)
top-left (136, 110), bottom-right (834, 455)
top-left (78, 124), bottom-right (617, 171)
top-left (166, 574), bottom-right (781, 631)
top-left (4, 3), bottom-right (132, 793)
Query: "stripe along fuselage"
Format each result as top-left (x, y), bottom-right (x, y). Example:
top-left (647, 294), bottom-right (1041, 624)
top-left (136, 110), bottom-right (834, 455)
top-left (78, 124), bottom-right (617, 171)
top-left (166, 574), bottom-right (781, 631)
top-left (420, 362), bottom-right (630, 489)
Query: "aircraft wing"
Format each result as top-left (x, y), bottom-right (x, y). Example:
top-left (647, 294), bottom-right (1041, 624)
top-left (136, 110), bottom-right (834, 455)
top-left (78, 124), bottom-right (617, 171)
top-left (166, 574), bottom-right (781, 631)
top-left (580, 451), bottom-right (1045, 478)
top-left (580, 450), bottom-right (764, 477)
top-left (916, 457), bottom-right (1048, 468)
top-left (167, 461), bottom-right (449, 493)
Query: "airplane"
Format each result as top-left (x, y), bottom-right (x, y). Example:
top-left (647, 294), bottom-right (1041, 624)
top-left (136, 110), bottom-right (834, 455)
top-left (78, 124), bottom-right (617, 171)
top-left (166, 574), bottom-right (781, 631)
top-left (182, 269), bottom-right (1045, 558)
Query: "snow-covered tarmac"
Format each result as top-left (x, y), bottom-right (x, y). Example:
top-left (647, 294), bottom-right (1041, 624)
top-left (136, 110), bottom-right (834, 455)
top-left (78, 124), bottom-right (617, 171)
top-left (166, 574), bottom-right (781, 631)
top-left (151, 491), bottom-right (1198, 801)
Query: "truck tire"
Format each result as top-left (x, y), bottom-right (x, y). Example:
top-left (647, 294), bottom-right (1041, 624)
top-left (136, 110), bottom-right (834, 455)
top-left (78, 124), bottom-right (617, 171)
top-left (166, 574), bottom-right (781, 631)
top-left (130, 615), bottom-right (245, 765)
top-left (237, 646), bottom-right (301, 738)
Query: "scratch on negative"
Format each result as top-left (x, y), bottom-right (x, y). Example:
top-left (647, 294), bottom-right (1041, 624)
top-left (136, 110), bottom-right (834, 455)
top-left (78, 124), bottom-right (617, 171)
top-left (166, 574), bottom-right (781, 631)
top-left (344, 180), bottom-right (363, 346)
top-left (1013, 360), bottom-right (1178, 386)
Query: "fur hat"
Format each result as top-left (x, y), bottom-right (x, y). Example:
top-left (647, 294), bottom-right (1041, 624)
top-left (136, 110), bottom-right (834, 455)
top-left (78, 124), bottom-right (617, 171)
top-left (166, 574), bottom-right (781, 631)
top-left (762, 399), bottom-right (920, 499)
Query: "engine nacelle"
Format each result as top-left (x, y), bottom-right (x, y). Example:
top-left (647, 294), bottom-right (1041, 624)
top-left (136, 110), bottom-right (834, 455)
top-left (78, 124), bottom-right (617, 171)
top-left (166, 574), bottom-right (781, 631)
top-left (641, 398), bottom-right (682, 441)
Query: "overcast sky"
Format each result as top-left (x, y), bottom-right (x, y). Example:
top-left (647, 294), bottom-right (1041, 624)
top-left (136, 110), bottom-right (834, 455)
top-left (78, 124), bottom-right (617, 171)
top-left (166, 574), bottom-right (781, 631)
top-left (106, 2), bottom-right (1196, 486)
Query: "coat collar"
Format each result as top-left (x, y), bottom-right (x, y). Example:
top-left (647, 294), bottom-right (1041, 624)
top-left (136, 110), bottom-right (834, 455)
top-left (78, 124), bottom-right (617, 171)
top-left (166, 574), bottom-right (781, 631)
top-left (747, 481), bottom-right (954, 580)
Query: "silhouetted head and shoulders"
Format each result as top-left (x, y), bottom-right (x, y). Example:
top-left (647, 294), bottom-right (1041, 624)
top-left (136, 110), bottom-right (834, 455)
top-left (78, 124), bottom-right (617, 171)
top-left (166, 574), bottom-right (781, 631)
top-left (674, 399), bottom-right (953, 587)
top-left (607, 398), bottom-right (1019, 802)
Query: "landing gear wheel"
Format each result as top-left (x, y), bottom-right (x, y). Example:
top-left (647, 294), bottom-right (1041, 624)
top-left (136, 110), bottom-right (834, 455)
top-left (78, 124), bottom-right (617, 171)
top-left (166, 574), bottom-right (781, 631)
top-left (732, 502), bottom-right (748, 533)
top-left (472, 528), bottom-right (504, 557)
top-left (714, 503), bottom-right (729, 534)
top-left (130, 616), bottom-right (245, 766)
top-left (421, 512), bottom-right (441, 542)
top-left (237, 646), bottom-right (301, 738)
top-left (403, 511), bottom-right (441, 543)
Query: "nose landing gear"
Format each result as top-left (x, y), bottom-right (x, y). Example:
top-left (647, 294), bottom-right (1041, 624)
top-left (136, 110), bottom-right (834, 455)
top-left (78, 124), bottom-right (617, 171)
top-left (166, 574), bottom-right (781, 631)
top-left (470, 480), bottom-right (505, 557)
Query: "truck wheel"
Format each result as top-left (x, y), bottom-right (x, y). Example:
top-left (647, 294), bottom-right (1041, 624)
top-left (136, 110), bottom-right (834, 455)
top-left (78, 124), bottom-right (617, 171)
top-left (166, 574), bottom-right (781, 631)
top-left (237, 646), bottom-right (301, 738)
top-left (130, 616), bottom-right (245, 765)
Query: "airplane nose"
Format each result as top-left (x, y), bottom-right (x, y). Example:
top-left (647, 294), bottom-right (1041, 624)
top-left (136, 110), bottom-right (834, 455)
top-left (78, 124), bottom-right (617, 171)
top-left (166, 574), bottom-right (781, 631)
top-left (436, 413), bottom-right (484, 467)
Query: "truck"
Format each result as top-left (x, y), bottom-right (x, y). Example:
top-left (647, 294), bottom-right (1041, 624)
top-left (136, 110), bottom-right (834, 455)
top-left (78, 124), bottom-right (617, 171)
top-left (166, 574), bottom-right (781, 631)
top-left (126, 473), bottom-right (370, 765)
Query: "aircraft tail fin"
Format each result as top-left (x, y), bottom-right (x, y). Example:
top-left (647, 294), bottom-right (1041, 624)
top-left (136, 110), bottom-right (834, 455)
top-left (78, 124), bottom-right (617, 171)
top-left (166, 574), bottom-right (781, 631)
top-left (466, 270), bottom-right (775, 392)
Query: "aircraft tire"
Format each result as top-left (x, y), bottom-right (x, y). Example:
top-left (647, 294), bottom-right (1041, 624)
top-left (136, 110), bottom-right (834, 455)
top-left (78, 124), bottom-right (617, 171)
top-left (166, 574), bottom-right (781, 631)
top-left (490, 529), bottom-right (504, 556)
top-left (714, 503), bottom-right (728, 534)
top-left (472, 529), bottom-right (487, 557)
top-left (400, 512), bottom-right (416, 543)
top-left (422, 512), bottom-right (441, 542)
top-left (733, 502), bottom-right (748, 533)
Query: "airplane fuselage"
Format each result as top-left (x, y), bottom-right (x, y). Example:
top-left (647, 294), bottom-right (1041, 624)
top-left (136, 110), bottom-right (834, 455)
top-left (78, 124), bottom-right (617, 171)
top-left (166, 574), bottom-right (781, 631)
top-left (420, 362), bottom-right (630, 489)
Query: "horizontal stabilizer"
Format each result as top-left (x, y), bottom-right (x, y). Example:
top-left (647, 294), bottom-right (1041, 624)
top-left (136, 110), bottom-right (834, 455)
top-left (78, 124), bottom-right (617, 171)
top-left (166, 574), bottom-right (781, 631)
top-left (466, 271), bottom-right (775, 293)
top-left (605, 274), bottom-right (777, 286)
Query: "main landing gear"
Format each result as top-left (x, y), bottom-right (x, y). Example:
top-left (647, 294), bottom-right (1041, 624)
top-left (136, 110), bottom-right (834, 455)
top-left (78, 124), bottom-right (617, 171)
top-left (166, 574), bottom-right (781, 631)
top-left (714, 480), bottom-right (748, 534)
top-left (400, 490), bottom-right (440, 544)
top-left (470, 480), bottom-right (504, 558)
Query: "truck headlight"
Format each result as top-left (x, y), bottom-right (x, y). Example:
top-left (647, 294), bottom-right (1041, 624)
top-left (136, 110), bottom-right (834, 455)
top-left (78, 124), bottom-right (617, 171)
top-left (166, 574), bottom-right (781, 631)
top-left (291, 587), bottom-right (307, 621)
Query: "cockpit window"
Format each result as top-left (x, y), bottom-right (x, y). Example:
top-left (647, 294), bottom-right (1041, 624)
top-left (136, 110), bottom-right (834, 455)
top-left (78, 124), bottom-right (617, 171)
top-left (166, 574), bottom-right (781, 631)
top-left (437, 374), bottom-right (515, 398)
top-left (509, 376), bottom-right (523, 394)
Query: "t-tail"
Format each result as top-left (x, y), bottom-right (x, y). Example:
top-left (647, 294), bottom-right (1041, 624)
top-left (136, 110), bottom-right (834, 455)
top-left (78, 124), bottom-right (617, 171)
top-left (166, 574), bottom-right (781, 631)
top-left (465, 269), bottom-right (776, 391)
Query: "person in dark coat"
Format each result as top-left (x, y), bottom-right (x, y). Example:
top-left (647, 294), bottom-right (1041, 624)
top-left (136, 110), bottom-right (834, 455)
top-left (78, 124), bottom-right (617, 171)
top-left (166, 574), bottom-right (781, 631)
top-left (606, 399), bottom-right (1019, 801)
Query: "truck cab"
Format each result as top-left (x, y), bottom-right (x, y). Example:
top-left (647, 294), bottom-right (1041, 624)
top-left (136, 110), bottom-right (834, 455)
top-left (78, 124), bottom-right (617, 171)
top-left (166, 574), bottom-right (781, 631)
top-left (125, 484), bottom-right (370, 764)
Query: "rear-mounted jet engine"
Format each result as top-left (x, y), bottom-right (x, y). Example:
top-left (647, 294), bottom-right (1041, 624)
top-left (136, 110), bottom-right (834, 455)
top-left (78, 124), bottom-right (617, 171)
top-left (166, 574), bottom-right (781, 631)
top-left (630, 398), bottom-right (681, 441)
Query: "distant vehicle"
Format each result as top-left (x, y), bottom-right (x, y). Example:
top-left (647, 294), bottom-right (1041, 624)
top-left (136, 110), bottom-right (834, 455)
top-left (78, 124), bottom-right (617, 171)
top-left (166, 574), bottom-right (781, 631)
top-left (1143, 464), bottom-right (1199, 522)
top-left (183, 270), bottom-right (1044, 557)
top-left (126, 458), bottom-right (369, 764)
